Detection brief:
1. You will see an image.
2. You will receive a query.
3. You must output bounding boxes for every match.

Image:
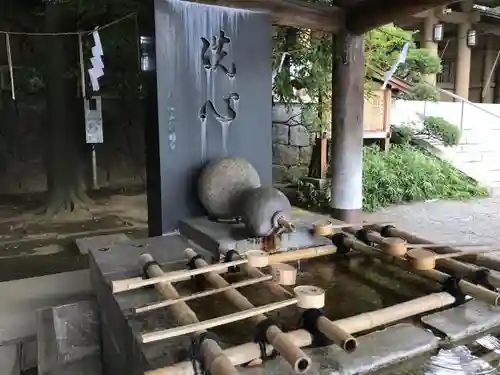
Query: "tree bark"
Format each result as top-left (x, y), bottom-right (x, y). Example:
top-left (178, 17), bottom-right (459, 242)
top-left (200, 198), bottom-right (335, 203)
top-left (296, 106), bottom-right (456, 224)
top-left (43, 1), bottom-right (90, 216)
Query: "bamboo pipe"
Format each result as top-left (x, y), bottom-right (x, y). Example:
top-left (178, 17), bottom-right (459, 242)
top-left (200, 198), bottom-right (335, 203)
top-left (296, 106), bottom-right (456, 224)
top-left (312, 220), bottom-right (392, 237)
top-left (343, 227), bottom-right (500, 290)
top-left (406, 248), bottom-right (500, 271)
top-left (112, 258), bottom-right (248, 293)
top-left (378, 237), bottom-right (490, 257)
top-left (184, 248), bottom-right (312, 373)
top-left (339, 235), bottom-right (500, 306)
top-left (139, 254), bottom-right (240, 375)
top-left (141, 298), bottom-right (300, 343)
top-left (146, 292), bottom-right (456, 375)
top-left (370, 224), bottom-right (500, 272)
top-left (134, 275), bottom-right (273, 314)
top-left (268, 246), bottom-right (337, 264)
top-left (277, 216), bottom-right (296, 232)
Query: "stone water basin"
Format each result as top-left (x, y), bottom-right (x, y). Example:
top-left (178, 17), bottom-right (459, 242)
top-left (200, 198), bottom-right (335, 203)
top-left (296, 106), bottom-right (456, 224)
top-left (169, 255), bottom-right (500, 374)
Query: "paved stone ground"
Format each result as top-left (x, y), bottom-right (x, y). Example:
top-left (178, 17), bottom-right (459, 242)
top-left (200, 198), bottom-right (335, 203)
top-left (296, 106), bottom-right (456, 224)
top-left (363, 197), bottom-right (500, 246)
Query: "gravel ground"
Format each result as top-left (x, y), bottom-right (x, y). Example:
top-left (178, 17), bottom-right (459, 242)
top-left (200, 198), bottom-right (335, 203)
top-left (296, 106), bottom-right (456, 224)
top-left (363, 197), bottom-right (500, 245)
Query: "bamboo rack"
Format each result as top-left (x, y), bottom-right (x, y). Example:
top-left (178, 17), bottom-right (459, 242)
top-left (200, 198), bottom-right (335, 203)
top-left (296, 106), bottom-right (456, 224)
top-left (343, 226), bottom-right (500, 289)
top-left (183, 248), bottom-right (313, 373)
top-left (339, 235), bottom-right (500, 306)
top-left (141, 298), bottom-right (300, 343)
top-left (112, 258), bottom-right (248, 293)
top-left (186, 249), bottom-right (359, 353)
top-left (369, 224), bottom-right (500, 273)
top-left (139, 254), bottom-right (239, 375)
top-left (134, 275), bottom-right (273, 314)
top-left (111, 245), bottom-right (337, 294)
top-left (146, 292), bottom-right (457, 375)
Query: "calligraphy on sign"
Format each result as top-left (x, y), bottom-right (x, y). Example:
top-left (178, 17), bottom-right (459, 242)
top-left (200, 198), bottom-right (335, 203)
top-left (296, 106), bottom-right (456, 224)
top-left (201, 30), bottom-right (236, 77)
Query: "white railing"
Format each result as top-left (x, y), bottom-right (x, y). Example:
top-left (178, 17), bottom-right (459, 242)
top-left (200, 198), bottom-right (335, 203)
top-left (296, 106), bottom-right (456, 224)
top-left (436, 88), bottom-right (500, 131)
top-left (391, 92), bottom-right (500, 191)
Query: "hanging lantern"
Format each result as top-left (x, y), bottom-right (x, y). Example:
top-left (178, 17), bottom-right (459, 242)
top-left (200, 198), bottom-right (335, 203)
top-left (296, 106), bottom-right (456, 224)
top-left (467, 29), bottom-right (477, 48)
top-left (433, 23), bottom-right (444, 42)
top-left (140, 36), bottom-right (156, 72)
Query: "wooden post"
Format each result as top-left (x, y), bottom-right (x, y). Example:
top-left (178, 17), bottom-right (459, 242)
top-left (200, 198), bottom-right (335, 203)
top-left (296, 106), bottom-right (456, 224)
top-left (422, 10), bottom-right (438, 85)
top-left (383, 89), bottom-right (391, 153)
top-left (320, 132), bottom-right (328, 178)
top-left (330, 30), bottom-right (365, 223)
top-left (455, 0), bottom-right (473, 101)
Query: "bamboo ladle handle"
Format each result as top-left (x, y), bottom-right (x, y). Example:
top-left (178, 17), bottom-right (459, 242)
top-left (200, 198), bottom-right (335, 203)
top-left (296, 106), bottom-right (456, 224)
top-left (380, 237), bottom-right (492, 257)
top-left (407, 248), bottom-right (500, 270)
top-left (312, 221), bottom-right (392, 237)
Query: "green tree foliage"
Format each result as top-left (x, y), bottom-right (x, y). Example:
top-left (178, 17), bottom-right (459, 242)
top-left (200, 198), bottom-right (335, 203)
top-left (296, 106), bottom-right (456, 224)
top-left (1, 0), bottom-right (141, 100)
top-left (273, 23), bottom-right (443, 131)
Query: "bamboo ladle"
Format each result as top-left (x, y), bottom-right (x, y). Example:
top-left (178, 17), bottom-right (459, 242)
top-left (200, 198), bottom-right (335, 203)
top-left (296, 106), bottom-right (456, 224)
top-left (406, 248), bottom-right (500, 270)
top-left (312, 220), bottom-right (392, 237)
top-left (380, 237), bottom-right (492, 257)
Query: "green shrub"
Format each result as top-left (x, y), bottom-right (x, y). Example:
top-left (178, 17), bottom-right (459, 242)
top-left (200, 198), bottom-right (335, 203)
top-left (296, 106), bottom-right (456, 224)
top-left (295, 145), bottom-right (488, 212)
top-left (362, 145), bottom-right (487, 211)
top-left (422, 116), bottom-right (461, 146)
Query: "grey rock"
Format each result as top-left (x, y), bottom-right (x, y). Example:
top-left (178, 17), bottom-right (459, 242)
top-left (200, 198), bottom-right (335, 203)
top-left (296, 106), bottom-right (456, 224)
top-left (289, 125), bottom-right (310, 147)
top-left (288, 166), bottom-right (309, 182)
top-left (272, 165), bottom-right (289, 184)
top-left (299, 146), bottom-right (313, 164)
top-left (272, 103), bottom-right (302, 123)
top-left (273, 144), bottom-right (299, 166)
top-left (272, 123), bottom-right (289, 145)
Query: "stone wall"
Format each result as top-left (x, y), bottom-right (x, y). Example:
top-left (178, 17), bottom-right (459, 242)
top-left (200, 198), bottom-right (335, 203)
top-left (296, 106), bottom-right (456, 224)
top-left (272, 103), bottom-right (313, 183)
top-left (0, 99), bottom-right (311, 195)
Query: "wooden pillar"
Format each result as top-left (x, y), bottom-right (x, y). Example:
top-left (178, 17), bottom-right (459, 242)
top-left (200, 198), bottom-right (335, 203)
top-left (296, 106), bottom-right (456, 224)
top-left (330, 30), bottom-right (364, 223)
top-left (455, 0), bottom-right (473, 100)
top-left (422, 11), bottom-right (438, 85)
top-left (482, 36), bottom-right (496, 103)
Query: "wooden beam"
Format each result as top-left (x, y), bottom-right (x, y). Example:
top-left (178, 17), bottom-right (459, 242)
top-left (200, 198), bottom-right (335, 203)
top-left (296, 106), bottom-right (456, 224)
top-left (412, 9), bottom-right (480, 23)
top-left (478, 23), bottom-right (500, 37)
top-left (190, 0), bottom-right (344, 32)
top-left (346, 0), bottom-right (456, 34)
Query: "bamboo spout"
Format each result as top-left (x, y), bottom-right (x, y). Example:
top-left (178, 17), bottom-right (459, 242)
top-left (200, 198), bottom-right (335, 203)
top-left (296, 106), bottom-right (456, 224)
top-left (370, 224), bottom-right (500, 272)
top-left (337, 235), bottom-right (500, 307)
top-left (343, 226), bottom-right (500, 290)
top-left (317, 316), bottom-right (357, 352)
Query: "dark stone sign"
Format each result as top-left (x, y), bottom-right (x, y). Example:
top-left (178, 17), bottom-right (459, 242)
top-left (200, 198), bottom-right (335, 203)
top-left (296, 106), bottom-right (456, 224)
top-left (152, 0), bottom-right (272, 234)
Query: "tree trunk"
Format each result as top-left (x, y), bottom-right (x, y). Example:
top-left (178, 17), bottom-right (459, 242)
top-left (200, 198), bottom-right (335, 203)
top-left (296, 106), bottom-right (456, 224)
top-left (43, 1), bottom-right (90, 216)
